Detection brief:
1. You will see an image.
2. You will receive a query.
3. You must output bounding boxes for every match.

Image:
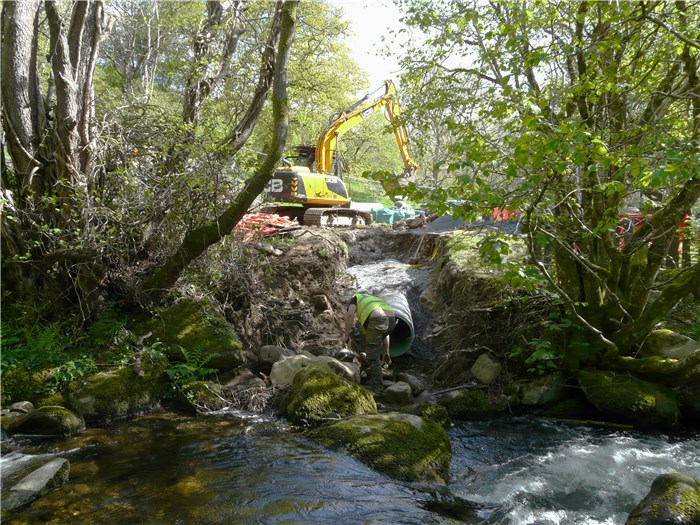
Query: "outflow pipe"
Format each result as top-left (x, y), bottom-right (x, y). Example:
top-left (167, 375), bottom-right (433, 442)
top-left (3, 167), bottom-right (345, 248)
top-left (382, 292), bottom-right (415, 357)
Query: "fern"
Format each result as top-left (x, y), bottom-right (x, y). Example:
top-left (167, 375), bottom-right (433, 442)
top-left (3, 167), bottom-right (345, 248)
top-left (165, 344), bottom-right (216, 387)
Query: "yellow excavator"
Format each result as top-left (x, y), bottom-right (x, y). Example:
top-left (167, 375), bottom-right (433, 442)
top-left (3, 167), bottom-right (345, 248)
top-left (262, 80), bottom-right (419, 226)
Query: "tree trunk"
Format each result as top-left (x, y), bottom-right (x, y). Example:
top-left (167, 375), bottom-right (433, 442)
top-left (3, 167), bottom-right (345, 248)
top-left (142, 0), bottom-right (299, 299)
top-left (1, 0), bottom-right (111, 318)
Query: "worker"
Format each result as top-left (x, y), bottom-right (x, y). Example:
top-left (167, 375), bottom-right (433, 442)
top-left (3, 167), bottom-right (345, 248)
top-left (342, 292), bottom-right (396, 394)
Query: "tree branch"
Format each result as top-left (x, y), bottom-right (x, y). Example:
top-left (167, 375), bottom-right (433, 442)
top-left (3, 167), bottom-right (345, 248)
top-left (143, 1), bottom-right (298, 300)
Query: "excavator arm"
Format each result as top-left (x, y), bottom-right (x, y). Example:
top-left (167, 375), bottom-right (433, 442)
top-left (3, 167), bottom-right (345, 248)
top-left (315, 80), bottom-right (419, 178)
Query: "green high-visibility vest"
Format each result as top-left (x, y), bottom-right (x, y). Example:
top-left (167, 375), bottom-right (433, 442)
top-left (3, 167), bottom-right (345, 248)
top-left (353, 293), bottom-right (393, 326)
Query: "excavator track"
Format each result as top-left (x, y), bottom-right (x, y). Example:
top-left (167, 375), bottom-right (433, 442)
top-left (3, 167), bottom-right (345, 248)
top-left (303, 208), bottom-right (372, 227)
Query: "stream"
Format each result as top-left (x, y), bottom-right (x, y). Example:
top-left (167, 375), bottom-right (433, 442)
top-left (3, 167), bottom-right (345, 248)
top-left (3, 412), bottom-right (699, 524)
top-left (4, 251), bottom-right (700, 524)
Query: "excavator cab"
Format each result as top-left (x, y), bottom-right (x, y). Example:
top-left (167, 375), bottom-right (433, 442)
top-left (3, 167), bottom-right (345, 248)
top-left (264, 79), bottom-right (418, 226)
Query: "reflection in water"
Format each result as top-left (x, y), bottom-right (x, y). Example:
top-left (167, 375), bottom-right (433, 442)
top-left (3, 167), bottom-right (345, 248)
top-left (3, 413), bottom-right (699, 524)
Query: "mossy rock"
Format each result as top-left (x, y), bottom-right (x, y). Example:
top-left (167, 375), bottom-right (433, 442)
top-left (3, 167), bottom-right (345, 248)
top-left (133, 297), bottom-right (243, 371)
top-left (416, 403), bottom-right (451, 428)
top-left (67, 358), bottom-right (167, 424)
top-left (6, 406), bottom-right (84, 436)
top-left (177, 381), bottom-right (228, 414)
top-left (1, 367), bottom-right (51, 405)
top-left (440, 389), bottom-right (509, 419)
top-left (306, 412), bottom-right (452, 484)
top-left (282, 366), bottom-right (376, 425)
top-left (626, 472), bottom-right (700, 525)
top-left (577, 370), bottom-right (678, 427)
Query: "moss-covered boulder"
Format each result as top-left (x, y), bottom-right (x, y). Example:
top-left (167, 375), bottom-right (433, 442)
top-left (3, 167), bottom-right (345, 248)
top-left (133, 297), bottom-right (244, 372)
top-left (177, 381), bottom-right (228, 413)
top-left (626, 472), bottom-right (700, 525)
top-left (577, 370), bottom-right (678, 427)
top-left (678, 381), bottom-right (700, 422)
top-left (5, 406), bottom-right (84, 436)
top-left (520, 374), bottom-right (570, 407)
top-left (638, 329), bottom-right (700, 360)
top-left (67, 358), bottom-right (167, 424)
top-left (282, 366), bottom-right (376, 425)
top-left (440, 389), bottom-right (509, 419)
top-left (306, 412), bottom-right (452, 484)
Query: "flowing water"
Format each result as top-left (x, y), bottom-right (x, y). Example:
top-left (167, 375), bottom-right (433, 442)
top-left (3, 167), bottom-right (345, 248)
top-left (3, 411), bottom-right (699, 524)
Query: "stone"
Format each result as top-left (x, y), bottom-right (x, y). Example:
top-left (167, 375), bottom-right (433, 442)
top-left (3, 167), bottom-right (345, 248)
top-left (133, 297), bottom-right (244, 372)
top-left (270, 355), bottom-right (314, 386)
top-left (68, 358), bottom-right (167, 424)
top-left (440, 389), bottom-right (509, 419)
top-left (9, 401), bottom-right (34, 414)
top-left (521, 374), bottom-right (569, 406)
top-left (223, 368), bottom-right (265, 391)
top-left (311, 294), bottom-right (332, 314)
top-left (282, 366), bottom-right (376, 425)
top-left (258, 345), bottom-right (295, 368)
top-left (638, 329), bottom-right (700, 360)
top-left (626, 472), bottom-right (700, 525)
top-left (578, 370), bottom-right (679, 427)
top-left (6, 406), bottom-right (85, 436)
top-left (678, 381), bottom-right (700, 422)
top-left (395, 372), bottom-right (426, 396)
top-left (382, 381), bottom-right (414, 405)
top-left (306, 412), bottom-right (451, 484)
top-left (471, 354), bottom-right (502, 385)
top-left (310, 355), bottom-right (361, 384)
top-left (3, 458), bottom-right (70, 510)
top-left (270, 354), bottom-right (360, 386)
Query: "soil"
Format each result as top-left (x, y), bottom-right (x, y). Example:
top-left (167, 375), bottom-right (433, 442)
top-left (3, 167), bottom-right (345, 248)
top-left (230, 223), bottom-right (450, 388)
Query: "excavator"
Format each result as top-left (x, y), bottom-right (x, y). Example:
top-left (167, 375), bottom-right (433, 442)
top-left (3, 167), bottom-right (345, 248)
top-left (262, 79), bottom-right (419, 226)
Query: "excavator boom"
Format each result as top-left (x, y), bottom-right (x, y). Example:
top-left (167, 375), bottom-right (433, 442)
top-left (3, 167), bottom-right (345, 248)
top-left (315, 80), bottom-right (419, 177)
top-left (263, 80), bottom-right (418, 226)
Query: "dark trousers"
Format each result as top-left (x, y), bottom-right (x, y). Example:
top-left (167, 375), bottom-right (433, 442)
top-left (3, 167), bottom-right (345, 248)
top-left (364, 316), bottom-right (396, 391)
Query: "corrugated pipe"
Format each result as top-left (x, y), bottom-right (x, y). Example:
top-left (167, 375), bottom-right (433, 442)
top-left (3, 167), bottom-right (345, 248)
top-left (382, 292), bottom-right (415, 357)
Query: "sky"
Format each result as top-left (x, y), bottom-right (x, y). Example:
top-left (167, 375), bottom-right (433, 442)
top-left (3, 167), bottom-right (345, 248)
top-left (330, 0), bottom-right (404, 90)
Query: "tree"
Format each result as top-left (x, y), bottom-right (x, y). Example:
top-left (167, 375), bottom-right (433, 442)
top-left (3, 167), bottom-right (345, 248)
top-left (142, 0), bottom-right (298, 297)
top-left (396, 0), bottom-right (700, 367)
top-left (2, 0), bottom-right (113, 316)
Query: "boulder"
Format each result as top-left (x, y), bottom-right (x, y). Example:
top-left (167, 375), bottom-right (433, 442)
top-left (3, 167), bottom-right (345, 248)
top-left (306, 412), bottom-right (451, 484)
top-left (2, 458), bottom-right (70, 510)
top-left (311, 294), bottom-right (332, 315)
top-left (270, 354), bottom-right (360, 386)
top-left (471, 354), bottom-right (501, 385)
top-left (520, 374), bottom-right (569, 406)
top-left (282, 366), bottom-right (376, 425)
top-left (440, 389), bottom-right (509, 419)
top-left (223, 368), bottom-right (265, 391)
top-left (577, 370), bottom-right (679, 427)
top-left (396, 372), bottom-right (426, 396)
top-left (178, 381), bottom-right (228, 413)
top-left (638, 329), bottom-right (700, 360)
top-left (133, 297), bottom-right (244, 372)
top-left (678, 381), bottom-right (700, 421)
top-left (270, 355), bottom-right (313, 385)
top-left (258, 345), bottom-right (295, 368)
top-left (382, 381), bottom-right (414, 405)
top-left (67, 358), bottom-right (167, 424)
top-left (9, 401), bottom-right (34, 414)
top-left (416, 403), bottom-right (451, 428)
top-left (6, 406), bottom-right (84, 436)
top-left (626, 472), bottom-right (700, 525)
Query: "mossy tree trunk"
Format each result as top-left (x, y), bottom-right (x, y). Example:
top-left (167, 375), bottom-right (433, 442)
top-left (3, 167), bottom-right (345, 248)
top-left (142, 0), bottom-right (299, 300)
top-left (1, 0), bottom-right (112, 318)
